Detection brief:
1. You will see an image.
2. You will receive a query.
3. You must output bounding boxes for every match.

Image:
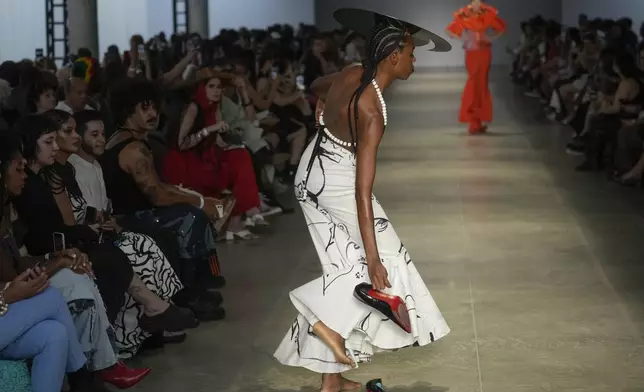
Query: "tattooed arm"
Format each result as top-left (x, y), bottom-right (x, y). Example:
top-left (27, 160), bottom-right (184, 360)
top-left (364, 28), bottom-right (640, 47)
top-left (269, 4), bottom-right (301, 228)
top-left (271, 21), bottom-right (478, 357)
top-left (118, 141), bottom-right (202, 207)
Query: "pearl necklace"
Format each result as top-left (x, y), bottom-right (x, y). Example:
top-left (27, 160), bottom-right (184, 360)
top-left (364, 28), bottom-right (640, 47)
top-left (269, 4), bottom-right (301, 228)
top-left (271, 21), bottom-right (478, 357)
top-left (319, 79), bottom-right (388, 148)
top-left (371, 79), bottom-right (388, 126)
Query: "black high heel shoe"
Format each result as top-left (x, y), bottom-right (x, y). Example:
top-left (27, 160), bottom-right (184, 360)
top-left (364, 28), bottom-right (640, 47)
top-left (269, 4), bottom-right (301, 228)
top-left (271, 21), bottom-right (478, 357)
top-left (366, 379), bottom-right (386, 392)
top-left (354, 283), bottom-right (411, 333)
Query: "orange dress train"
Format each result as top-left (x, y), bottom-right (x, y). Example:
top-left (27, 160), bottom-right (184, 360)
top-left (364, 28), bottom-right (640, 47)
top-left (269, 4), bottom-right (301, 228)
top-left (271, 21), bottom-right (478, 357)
top-left (447, 4), bottom-right (506, 133)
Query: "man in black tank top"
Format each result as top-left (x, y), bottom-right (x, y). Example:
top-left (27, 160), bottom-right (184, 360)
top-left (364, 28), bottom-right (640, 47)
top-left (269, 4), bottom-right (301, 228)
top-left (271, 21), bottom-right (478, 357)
top-left (101, 78), bottom-right (231, 294)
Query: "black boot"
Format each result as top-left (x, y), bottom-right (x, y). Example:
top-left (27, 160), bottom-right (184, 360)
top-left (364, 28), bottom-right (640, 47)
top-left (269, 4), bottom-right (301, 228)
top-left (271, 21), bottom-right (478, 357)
top-left (68, 367), bottom-right (110, 392)
top-left (172, 288), bottom-right (225, 321)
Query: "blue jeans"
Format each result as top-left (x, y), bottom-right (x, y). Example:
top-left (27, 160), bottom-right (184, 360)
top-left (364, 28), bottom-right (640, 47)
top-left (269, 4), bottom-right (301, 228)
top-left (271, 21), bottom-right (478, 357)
top-left (0, 287), bottom-right (86, 392)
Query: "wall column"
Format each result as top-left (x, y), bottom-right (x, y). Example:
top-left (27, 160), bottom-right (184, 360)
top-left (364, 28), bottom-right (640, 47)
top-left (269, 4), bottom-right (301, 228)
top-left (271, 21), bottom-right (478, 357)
top-left (187, 0), bottom-right (209, 37)
top-left (67, 0), bottom-right (99, 57)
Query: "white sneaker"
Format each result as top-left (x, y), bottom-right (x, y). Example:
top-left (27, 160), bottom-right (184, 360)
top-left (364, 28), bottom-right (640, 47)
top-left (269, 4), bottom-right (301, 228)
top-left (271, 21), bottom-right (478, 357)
top-left (245, 214), bottom-right (269, 227)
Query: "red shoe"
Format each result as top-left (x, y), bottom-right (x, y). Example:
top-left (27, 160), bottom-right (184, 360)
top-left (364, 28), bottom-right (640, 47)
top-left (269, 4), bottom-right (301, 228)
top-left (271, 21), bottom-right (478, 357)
top-left (101, 361), bottom-right (151, 389)
top-left (467, 122), bottom-right (487, 135)
top-left (354, 283), bottom-right (412, 333)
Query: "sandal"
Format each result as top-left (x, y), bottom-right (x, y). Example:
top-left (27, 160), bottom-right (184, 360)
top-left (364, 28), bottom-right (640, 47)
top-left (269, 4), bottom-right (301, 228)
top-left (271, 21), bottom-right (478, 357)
top-left (212, 196), bottom-right (236, 233)
top-left (226, 230), bottom-right (259, 242)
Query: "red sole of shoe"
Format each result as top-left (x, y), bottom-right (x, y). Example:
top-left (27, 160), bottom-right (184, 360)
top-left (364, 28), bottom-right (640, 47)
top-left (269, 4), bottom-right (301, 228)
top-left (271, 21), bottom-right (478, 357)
top-left (103, 369), bottom-right (152, 389)
top-left (367, 289), bottom-right (412, 333)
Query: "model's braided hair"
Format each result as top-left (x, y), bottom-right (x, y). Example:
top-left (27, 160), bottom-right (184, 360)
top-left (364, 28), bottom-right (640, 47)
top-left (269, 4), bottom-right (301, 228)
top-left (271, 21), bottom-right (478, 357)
top-left (348, 17), bottom-right (408, 152)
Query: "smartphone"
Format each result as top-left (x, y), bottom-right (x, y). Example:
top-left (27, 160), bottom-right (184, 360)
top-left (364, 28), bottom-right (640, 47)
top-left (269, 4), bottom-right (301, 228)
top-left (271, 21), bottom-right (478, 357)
top-left (138, 44), bottom-right (146, 60)
top-left (53, 232), bottom-right (66, 252)
top-left (271, 66), bottom-right (278, 79)
top-left (104, 200), bottom-right (113, 222)
top-left (191, 36), bottom-right (201, 50)
top-left (296, 75), bottom-right (305, 91)
top-left (35, 48), bottom-right (44, 60)
top-left (85, 206), bottom-right (98, 225)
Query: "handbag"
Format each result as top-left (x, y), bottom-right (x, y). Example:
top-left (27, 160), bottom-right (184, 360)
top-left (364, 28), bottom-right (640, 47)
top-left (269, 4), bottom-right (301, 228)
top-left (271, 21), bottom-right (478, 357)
top-left (218, 127), bottom-right (244, 147)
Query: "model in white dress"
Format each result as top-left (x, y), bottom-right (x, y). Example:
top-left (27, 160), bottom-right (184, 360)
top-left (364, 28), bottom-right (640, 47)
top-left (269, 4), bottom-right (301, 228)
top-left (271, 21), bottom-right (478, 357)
top-left (274, 10), bottom-right (453, 392)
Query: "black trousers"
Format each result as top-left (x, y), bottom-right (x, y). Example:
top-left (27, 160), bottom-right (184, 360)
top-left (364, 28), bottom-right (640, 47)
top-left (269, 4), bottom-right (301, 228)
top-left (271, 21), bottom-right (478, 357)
top-left (85, 241), bottom-right (133, 323)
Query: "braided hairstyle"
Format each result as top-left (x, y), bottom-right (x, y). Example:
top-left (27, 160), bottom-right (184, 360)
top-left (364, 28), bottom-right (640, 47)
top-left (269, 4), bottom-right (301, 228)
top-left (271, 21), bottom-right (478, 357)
top-left (348, 17), bottom-right (408, 152)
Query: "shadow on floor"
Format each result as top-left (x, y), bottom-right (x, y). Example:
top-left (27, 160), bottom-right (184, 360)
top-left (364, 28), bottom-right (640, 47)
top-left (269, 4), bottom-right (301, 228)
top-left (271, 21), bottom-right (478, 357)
top-left (236, 382), bottom-right (449, 392)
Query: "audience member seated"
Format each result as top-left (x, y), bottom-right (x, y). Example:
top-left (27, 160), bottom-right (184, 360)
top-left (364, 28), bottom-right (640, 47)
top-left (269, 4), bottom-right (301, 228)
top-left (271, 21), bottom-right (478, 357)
top-left (11, 114), bottom-right (198, 354)
top-left (0, 131), bottom-right (152, 388)
top-left (164, 69), bottom-right (266, 240)
top-left (100, 77), bottom-right (229, 290)
top-left (56, 77), bottom-right (93, 114)
top-left (25, 72), bottom-right (58, 114)
top-left (0, 21), bottom-right (354, 387)
top-left (44, 109), bottom-right (218, 357)
top-left (255, 58), bottom-right (310, 182)
top-left (0, 134), bottom-right (111, 392)
top-left (511, 14), bottom-right (644, 188)
top-left (69, 110), bottom-right (224, 323)
top-left (576, 52), bottom-right (643, 171)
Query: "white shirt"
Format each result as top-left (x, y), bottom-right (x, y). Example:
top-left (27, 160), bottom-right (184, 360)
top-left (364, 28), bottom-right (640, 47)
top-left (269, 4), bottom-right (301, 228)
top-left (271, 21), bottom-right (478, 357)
top-left (55, 101), bottom-right (94, 114)
top-left (68, 154), bottom-right (108, 211)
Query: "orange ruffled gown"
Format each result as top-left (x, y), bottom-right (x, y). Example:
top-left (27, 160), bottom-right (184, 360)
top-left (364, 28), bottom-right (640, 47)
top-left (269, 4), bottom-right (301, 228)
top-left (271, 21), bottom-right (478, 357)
top-left (447, 4), bottom-right (506, 133)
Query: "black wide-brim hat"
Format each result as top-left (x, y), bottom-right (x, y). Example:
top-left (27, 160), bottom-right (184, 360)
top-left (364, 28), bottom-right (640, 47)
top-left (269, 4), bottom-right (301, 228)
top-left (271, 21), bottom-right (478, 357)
top-left (333, 8), bottom-right (452, 52)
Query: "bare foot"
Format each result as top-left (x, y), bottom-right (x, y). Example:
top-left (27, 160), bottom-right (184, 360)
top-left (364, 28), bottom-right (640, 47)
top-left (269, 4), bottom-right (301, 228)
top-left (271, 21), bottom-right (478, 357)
top-left (320, 374), bottom-right (362, 392)
top-left (312, 322), bottom-right (354, 367)
top-left (340, 376), bottom-right (362, 391)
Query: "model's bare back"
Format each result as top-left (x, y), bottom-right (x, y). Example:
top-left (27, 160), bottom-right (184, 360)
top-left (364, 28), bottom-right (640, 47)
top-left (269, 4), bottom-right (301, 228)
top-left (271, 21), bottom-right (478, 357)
top-left (322, 65), bottom-right (380, 147)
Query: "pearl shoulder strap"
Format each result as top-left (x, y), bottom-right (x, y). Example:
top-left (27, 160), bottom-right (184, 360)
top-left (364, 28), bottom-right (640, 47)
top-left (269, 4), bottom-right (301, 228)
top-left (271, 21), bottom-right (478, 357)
top-left (318, 79), bottom-right (388, 148)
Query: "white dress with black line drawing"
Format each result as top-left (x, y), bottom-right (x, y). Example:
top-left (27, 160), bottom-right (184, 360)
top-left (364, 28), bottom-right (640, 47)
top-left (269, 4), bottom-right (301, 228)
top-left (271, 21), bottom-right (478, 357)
top-left (273, 123), bottom-right (450, 374)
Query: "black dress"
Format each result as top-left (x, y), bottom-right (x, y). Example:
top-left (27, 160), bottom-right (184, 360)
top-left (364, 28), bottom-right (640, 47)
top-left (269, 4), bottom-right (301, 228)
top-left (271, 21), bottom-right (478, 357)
top-left (12, 167), bottom-right (133, 323)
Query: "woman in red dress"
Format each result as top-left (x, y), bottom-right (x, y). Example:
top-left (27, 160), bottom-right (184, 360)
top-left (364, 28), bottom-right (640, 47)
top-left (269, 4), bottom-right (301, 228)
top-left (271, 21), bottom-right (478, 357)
top-left (162, 69), bottom-right (264, 241)
top-left (446, 0), bottom-right (506, 134)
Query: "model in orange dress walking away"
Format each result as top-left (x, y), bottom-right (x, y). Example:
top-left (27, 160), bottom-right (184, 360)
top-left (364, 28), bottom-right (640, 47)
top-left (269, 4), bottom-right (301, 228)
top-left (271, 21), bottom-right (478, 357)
top-left (446, 0), bottom-right (506, 134)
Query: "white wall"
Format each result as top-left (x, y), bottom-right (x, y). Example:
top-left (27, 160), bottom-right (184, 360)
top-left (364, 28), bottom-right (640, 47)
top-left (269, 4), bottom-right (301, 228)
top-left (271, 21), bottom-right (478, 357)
top-left (208, 0), bottom-right (314, 34)
top-left (562, 0), bottom-right (643, 31)
top-left (0, 0), bottom-right (313, 63)
top-left (315, 0), bottom-right (562, 68)
top-left (0, 0), bottom-right (47, 63)
top-left (98, 0), bottom-right (315, 56)
top-left (97, 0), bottom-right (158, 57)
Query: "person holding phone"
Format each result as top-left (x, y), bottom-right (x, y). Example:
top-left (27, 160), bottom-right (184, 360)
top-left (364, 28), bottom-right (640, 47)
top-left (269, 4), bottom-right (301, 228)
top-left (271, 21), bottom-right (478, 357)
top-left (261, 58), bottom-right (313, 183)
top-left (0, 268), bottom-right (93, 392)
top-left (12, 113), bottom-right (200, 359)
top-left (69, 110), bottom-right (224, 324)
top-left (40, 110), bottom-right (211, 357)
top-left (0, 132), bottom-right (153, 390)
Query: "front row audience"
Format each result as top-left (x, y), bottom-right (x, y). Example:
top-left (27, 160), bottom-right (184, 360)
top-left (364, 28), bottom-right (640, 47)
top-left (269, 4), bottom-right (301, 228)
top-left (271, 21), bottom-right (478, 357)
top-left (0, 22), bottom-right (352, 391)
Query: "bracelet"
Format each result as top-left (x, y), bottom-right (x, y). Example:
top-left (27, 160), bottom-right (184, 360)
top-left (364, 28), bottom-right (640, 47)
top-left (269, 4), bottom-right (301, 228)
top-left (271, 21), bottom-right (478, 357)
top-left (0, 287), bottom-right (8, 316)
top-left (198, 195), bottom-right (205, 209)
